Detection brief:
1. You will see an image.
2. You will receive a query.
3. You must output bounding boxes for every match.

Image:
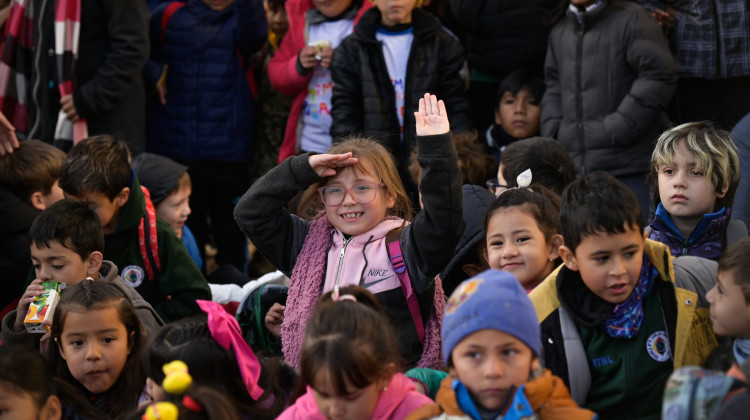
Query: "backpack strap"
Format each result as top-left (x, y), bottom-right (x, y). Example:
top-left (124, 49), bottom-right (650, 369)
top-left (138, 186), bottom-right (162, 281)
top-left (160, 1), bottom-right (186, 44)
top-left (386, 229), bottom-right (425, 345)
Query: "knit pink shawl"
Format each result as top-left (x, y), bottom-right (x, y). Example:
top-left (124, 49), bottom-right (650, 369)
top-left (281, 213), bottom-right (445, 370)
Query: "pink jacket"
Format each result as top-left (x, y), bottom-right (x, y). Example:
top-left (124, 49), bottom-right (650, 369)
top-left (323, 218), bottom-right (404, 294)
top-left (278, 373), bottom-right (432, 420)
top-left (268, 0), bottom-right (372, 163)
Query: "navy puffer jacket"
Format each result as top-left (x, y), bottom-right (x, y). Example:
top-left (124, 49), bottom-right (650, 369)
top-left (145, 0), bottom-right (267, 163)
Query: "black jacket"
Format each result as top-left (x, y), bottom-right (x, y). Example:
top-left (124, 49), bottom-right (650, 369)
top-left (540, 2), bottom-right (676, 176)
top-left (450, 0), bottom-right (558, 79)
top-left (0, 186), bottom-right (37, 311)
top-left (330, 7), bottom-right (471, 172)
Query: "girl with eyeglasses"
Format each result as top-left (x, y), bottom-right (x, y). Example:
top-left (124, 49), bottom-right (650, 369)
top-left (235, 93), bottom-right (463, 371)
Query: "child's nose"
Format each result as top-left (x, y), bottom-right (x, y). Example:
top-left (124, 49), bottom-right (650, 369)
top-left (485, 355), bottom-right (504, 377)
top-left (85, 342), bottom-right (102, 360)
top-left (341, 189), bottom-right (357, 205)
top-left (609, 257), bottom-right (627, 277)
top-left (38, 266), bottom-right (53, 281)
top-left (501, 243), bottom-right (518, 258)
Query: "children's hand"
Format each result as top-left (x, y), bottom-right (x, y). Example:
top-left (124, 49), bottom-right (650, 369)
top-left (414, 93), bottom-right (450, 136)
top-left (0, 110), bottom-right (18, 156)
top-left (12, 279), bottom-right (44, 332)
top-left (652, 6), bottom-right (675, 27)
top-left (318, 46), bottom-right (334, 68)
top-left (156, 65), bottom-right (168, 105)
top-left (264, 303), bottom-right (285, 338)
top-left (60, 94), bottom-right (79, 122)
top-left (299, 45), bottom-right (320, 70)
top-left (308, 152), bottom-right (358, 177)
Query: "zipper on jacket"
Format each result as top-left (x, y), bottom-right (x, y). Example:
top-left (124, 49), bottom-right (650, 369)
top-left (333, 237), bottom-right (353, 292)
top-left (575, 19), bottom-right (586, 173)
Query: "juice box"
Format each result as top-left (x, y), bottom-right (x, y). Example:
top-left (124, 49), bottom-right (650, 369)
top-left (24, 281), bottom-right (61, 333)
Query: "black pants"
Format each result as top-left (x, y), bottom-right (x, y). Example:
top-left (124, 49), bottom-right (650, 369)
top-left (673, 76), bottom-right (750, 131)
top-left (184, 161), bottom-right (250, 272)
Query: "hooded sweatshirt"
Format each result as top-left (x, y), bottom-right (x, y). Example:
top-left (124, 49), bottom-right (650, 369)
top-left (278, 373), bottom-right (432, 420)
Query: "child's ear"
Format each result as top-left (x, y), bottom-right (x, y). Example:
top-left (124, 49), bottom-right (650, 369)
top-left (494, 107), bottom-right (503, 126)
top-left (386, 189), bottom-right (396, 209)
top-left (379, 362), bottom-right (397, 390)
top-left (559, 245), bottom-right (579, 271)
top-left (115, 187), bottom-right (130, 208)
top-left (547, 234), bottom-right (564, 261)
top-left (86, 251), bottom-right (104, 277)
top-left (28, 191), bottom-right (47, 211)
top-left (40, 394), bottom-right (62, 420)
top-left (717, 179), bottom-right (730, 198)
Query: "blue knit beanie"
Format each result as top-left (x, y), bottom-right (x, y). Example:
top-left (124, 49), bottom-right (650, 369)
top-left (442, 269), bottom-right (542, 364)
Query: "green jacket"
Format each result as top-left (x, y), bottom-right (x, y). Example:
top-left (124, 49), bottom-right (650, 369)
top-left (104, 176), bottom-right (210, 322)
top-left (530, 239), bottom-right (717, 418)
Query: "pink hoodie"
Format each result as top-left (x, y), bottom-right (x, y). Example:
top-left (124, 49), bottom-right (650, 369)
top-left (277, 373), bottom-right (432, 420)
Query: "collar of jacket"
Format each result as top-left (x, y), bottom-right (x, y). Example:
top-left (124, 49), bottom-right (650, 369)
top-left (306, 2), bottom-right (361, 26)
top-left (353, 7), bottom-right (439, 42)
top-left (566, 0), bottom-right (609, 31)
top-left (651, 202), bottom-right (730, 244)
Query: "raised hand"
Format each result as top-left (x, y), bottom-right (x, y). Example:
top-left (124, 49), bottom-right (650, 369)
top-left (0, 110), bottom-right (18, 156)
top-left (308, 152), bottom-right (358, 178)
top-left (414, 93), bottom-right (450, 136)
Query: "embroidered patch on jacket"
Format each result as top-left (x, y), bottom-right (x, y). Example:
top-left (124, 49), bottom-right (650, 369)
top-left (647, 330), bottom-right (672, 362)
top-left (445, 278), bottom-right (484, 314)
top-left (122, 265), bottom-right (145, 289)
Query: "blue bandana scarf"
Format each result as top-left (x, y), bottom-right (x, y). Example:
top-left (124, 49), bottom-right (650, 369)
top-left (603, 253), bottom-right (657, 338)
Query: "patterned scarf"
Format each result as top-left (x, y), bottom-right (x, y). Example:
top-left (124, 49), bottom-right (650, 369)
top-left (0, 0), bottom-right (34, 132)
top-left (281, 213), bottom-right (445, 370)
top-left (603, 253), bottom-right (657, 339)
top-left (0, 0), bottom-right (86, 141)
top-left (53, 0), bottom-right (87, 144)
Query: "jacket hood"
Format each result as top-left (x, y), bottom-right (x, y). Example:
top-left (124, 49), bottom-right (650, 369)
top-left (440, 185), bottom-right (496, 296)
top-left (116, 174), bottom-right (147, 233)
top-left (132, 153), bottom-right (188, 207)
top-left (0, 184), bottom-right (39, 236)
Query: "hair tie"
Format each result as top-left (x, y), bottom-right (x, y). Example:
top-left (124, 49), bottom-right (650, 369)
top-left (182, 395), bottom-right (203, 413)
top-left (196, 300), bottom-right (265, 400)
top-left (143, 402), bottom-right (178, 420)
top-left (162, 360), bottom-right (192, 394)
top-left (498, 168), bottom-right (533, 196)
top-left (337, 294), bottom-right (357, 302)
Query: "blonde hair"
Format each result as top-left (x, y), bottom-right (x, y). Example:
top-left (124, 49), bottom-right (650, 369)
top-left (299, 136), bottom-right (412, 221)
top-left (651, 121), bottom-right (740, 209)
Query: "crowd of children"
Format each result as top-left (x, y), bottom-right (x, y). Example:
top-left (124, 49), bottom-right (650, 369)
top-left (1, 0), bottom-right (750, 419)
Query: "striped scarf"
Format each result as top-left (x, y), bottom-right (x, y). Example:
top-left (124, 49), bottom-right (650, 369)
top-left (0, 0), bottom-right (87, 142)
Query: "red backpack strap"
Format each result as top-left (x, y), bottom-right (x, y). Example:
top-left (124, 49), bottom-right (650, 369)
top-left (139, 186), bottom-right (162, 281)
top-left (234, 47), bottom-right (258, 99)
top-left (386, 229), bottom-right (425, 345)
top-left (160, 1), bottom-right (186, 44)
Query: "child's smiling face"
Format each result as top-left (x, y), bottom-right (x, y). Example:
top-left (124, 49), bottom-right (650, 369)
top-left (322, 164), bottom-right (395, 237)
top-left (449, 329), bottom-right (536, 412)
